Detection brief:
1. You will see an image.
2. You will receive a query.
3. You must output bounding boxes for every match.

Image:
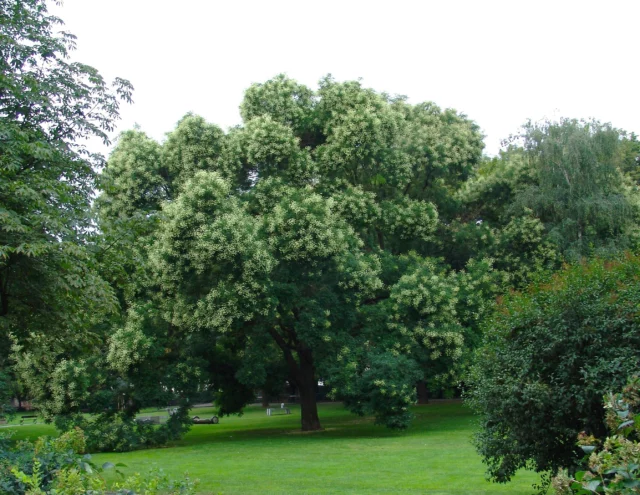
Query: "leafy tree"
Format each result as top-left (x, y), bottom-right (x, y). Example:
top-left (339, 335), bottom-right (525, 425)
top-left (162, 113), bottom-right (225, 190)
top-left (99, 74), bottom-right (492, 432)
top-left (512, 119), bottom-right (638, 258)
top-left (456, 119), bottom-right (638, 282)
top-left (0, 0), bottom-right (131, 414)
top-left (467, 255), bottom-right (640, 483)
top-left (457, 148), bottom-right (536, 226)
top-left (619, 132), bottom-right (640, 185)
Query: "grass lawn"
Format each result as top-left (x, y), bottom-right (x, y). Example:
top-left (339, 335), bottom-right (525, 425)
top-left (5, 402), bottom-right (539, 494)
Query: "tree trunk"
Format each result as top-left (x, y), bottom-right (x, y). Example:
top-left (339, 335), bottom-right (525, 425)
top-left (261, 390), bottom-right (270, 408)
top-left (268, 328), bottom-right (322, 431)
top-left (296, 349), bottom-right (322, 431)
top-left (0, 273), bottom-right (8, 318)
top-left (416, 380), bottom-right (429, 404)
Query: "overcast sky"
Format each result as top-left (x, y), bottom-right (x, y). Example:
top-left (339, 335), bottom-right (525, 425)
top-left (51, 0), bottom-right (639, 157)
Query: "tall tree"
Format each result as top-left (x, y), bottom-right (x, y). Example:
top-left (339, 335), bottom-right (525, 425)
top-left (512, 119), bottom-right (638, 258)
top-left (0, 0), bottom-right (131, 409)
top-left (104, 75), bottom-right (491, 431)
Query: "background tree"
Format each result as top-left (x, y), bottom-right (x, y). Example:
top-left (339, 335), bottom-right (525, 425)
top-left (502, 119), bottom-right (637, 259)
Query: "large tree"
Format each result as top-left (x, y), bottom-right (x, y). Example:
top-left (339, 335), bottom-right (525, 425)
top-left (460, 119), bottom-right (639, 262)
top-left (100, 75), bottom-right (495, 431)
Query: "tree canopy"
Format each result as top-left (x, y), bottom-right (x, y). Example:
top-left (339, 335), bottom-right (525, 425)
top-left (5, 1), bottom-right (639, 456)
top-left (0, 0), bottom-right (132, 430)
top-left (0, 0), bottom-right (131, 381)
top-left (98, 74), bottom-right (493, 431)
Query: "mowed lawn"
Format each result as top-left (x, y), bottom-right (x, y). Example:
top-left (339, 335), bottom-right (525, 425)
top-left (6, 402), bottom-right (538, 494)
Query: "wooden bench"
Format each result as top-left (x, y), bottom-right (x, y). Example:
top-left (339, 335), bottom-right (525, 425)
top-left (266, 403), bottom-right (291, 416)
top-left (192, 415), bottom-right (219, 424)
top-left (20, 415), bottom-right (37, 425)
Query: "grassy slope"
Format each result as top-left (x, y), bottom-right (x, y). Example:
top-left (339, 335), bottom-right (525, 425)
top-left (4, 402), bottom-right (537, 494)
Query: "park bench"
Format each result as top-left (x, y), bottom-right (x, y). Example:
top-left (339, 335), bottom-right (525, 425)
top-left (266, 403), bottom-right (291, 416)
top-left (20, 415), bottom-right (37, 425)
top-left (192, 415), bottom-right (219, 424)
top-left (135, 416), bottom-right (161, 425)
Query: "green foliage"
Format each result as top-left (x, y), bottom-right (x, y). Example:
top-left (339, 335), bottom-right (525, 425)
top-left (490, 213), bottom-right (559, 287)
top-left (0, 0), bottom-right (131, 423)
top-left (336, 352), bottom-right (422, 429)
top-left (54, 408), bottom-right (191, 453)
top-left (552, 377), bottom-right (640, 495)
top-left (513, 119), bottom-right (638, 258)
top-left (398, 101), bottom-right (485, 219)
top-left (458, 148), bottom-right (535, 225)
top-left (467, 255), bottom-right (640, 483)
top-left (99, 74), bottom-right (493, 432)
top-left (1, 428), bottom-right (86, 494)
top-left (162, 113), bottom-right (225, 190)
top-left (619, 133), bottom-right (640, 185)
top-left (151, 170), bottom-right (273, 332)
top-left (240, 73), bottom-right (316, 138)
top-left (98, 129), bottom-right (168, 218)
top-left (0, 370), bottom-right (15, 418)
top-left (0, 427), bottom-right (199, 494)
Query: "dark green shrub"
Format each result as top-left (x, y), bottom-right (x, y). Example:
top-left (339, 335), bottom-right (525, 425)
top-left (55, 408), bottom-right (191, 453)
top-left (467, 255), bottom-right (640, 482)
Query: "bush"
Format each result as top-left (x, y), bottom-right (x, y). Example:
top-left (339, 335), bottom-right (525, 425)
top-left (0, 427), bottom-right (199, 494)
top-left (54, 408), bottom-right (191, 453)
top-left (552, 376), bottom-right (640, 494)
top-left (467, 255), bottom-right (640, 483)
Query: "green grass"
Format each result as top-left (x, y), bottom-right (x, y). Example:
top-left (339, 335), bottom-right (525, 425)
top-left (5, 402), bottom-right (538, 494)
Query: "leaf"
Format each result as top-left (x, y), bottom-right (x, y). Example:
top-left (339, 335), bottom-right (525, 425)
top-left (585, 480), bottom-right (601, 492)
top-left (370, 174), bottom-right (387, 186)
top-left (618, 419), bottom-right (635, 430)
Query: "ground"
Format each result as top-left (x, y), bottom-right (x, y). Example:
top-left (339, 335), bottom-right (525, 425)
top-left (5, 402), bottom-right (538, 494)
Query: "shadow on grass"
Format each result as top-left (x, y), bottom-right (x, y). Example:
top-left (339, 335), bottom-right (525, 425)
top-left (172, 401), bottom-right (473, 449)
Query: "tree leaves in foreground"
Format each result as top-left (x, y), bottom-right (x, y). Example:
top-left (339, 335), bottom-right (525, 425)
top-left (0, 0), bottom-right (131, 411)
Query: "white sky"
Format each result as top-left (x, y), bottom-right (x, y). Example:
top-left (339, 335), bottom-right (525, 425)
top-left (51, 0), bottom-right (639, 157)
